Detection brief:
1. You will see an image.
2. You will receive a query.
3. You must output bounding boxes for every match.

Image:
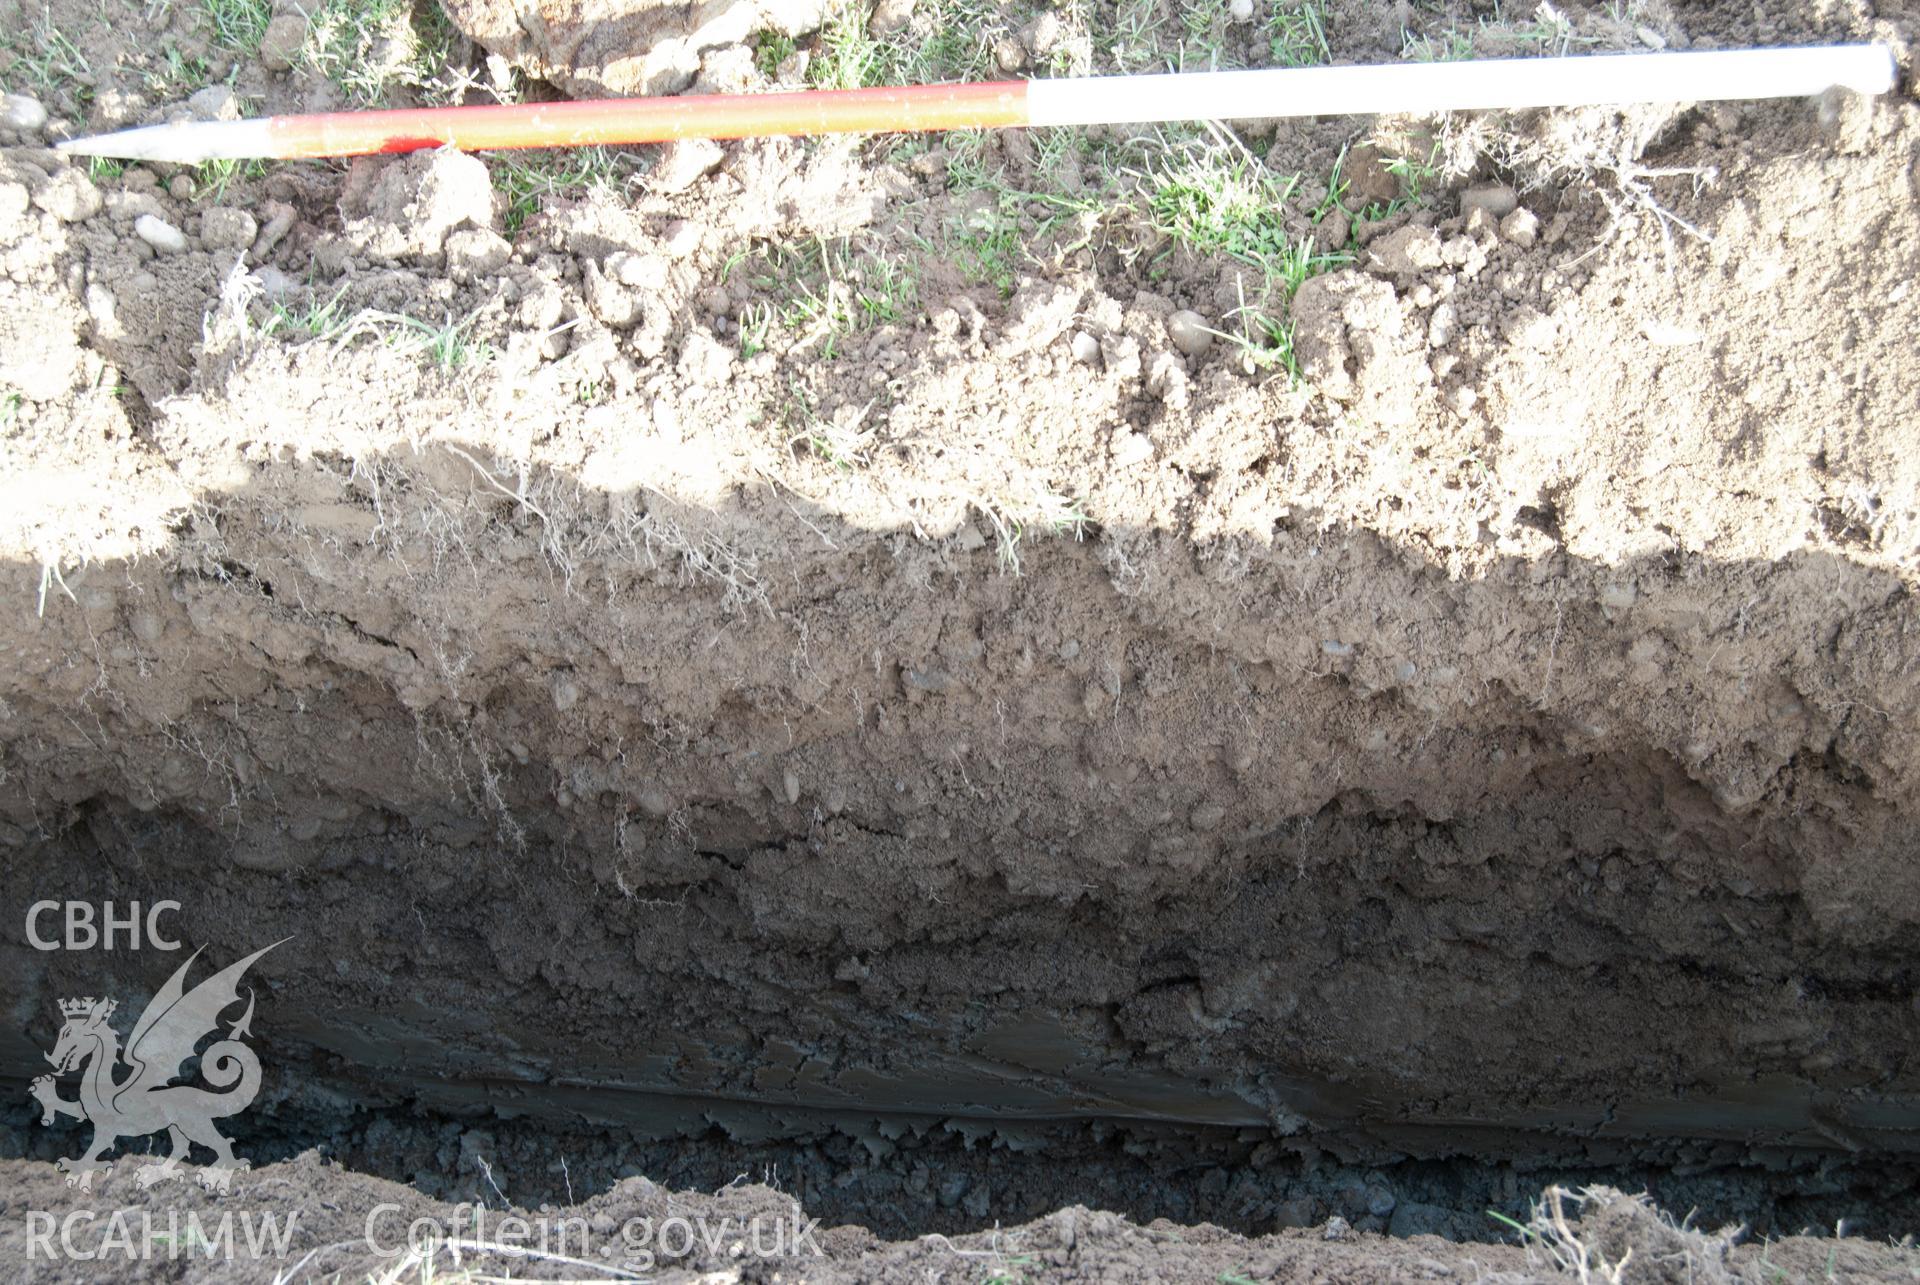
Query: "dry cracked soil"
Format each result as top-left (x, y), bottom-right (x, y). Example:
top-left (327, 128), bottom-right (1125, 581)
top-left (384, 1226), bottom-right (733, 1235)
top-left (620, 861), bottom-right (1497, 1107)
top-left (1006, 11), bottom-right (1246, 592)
top-left (2, 0), bottom-right (1920, 1278)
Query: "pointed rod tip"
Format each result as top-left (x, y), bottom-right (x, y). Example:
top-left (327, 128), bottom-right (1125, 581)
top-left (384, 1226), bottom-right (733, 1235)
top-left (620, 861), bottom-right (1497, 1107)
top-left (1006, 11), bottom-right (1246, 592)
top-left (51, 119), bottom-right (274, 165)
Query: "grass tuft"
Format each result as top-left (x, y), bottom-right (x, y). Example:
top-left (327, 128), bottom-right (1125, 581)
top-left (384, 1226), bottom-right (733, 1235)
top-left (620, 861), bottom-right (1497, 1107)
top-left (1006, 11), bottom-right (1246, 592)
top-left (201, 0), bottom-right (272, 56)
top-left (1402, 0), bottom-right (1584, 61)
top-left (1100, 0), bottom-right (1166, 72)
top-left (0, 12), bottom-right (95, 106)
top-left (730, 237), bottom-right (919, 359)
top-left (806, 0), bottom-right (1012, 90)
top-left (736, 300), bottom-right (774, 360)
top-left (1147, 143), bottom-right (1302, 262)
top-left (1486, 1184), bottom-right (1744, 1283)
top-left (310, 307), bottom-right (492, 369)
top-left (972, 485), bottom-right (1091, 575)
top-left (1175, 0), bottom-right (1232, 71)
top-left (1269, 0), bottom-right (1331, 66)
top-left (808, 1), bottom-right (885, 90)
top-left (303, 0), bottom-right (460, 106)
top-left (195, 157), bottom-right (268, 203)
top-left (788, 394), bottom-right (876, 471)
top-left (261, 286), bottom-right (352, 342)
top-left (939, 132), bottom-right (1104, 296)
top-left (753, 31), bottom-right (798, 81)
top-left (493, 147), bottom-right (633, 234)
top-left (143, 41), bottom-right (216, 97)
top-left (1138, 131), bottom-right (1353, 379)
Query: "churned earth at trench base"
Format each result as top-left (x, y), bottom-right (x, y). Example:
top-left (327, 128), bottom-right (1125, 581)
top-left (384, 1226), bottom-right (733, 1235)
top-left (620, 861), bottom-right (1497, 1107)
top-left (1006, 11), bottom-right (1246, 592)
top-left (3, 0), bottom-right (1920, 1276)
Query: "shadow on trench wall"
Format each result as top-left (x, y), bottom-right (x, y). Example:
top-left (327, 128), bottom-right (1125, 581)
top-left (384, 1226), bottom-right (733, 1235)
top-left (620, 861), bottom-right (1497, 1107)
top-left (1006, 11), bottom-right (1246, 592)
top-left (1, 438), bottom-right (1919, 1224)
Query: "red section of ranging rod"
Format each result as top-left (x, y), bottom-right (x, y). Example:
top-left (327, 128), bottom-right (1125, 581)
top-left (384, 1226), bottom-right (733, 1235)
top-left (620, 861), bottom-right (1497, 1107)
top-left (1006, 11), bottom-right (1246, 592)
top-left (267, 80), bottom-right (1030, 158)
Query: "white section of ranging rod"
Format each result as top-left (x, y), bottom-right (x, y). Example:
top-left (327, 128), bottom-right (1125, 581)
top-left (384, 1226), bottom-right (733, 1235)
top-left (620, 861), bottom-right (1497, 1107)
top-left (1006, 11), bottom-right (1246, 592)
top-left (57, 118), bottom-right (275, 162)
top-left (1024, 46), bottom-right (1897, 127)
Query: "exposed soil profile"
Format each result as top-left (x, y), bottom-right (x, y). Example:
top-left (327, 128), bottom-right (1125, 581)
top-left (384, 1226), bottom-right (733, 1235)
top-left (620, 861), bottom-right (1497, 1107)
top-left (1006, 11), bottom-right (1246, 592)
top-left (3, 0), bottom-right (1920, 1277)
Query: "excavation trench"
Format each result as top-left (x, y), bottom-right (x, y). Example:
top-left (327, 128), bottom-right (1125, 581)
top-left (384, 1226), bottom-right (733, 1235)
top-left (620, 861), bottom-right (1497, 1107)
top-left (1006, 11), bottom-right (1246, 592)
top-left (5, 16), bottom-right (1920, 1258)
top-left (3, 507), bottom-right (1919, 1245)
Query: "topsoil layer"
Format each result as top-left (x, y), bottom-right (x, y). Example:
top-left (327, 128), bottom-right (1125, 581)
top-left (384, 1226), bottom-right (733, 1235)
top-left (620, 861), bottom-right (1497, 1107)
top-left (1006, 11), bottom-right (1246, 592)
top-left (3, 0), bottom-right (1920, 1276)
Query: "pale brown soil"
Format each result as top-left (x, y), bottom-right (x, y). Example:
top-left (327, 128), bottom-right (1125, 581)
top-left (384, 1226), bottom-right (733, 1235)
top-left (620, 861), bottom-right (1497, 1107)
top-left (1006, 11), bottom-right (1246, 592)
top-left (4, 0), bottom-right (1920, 1277)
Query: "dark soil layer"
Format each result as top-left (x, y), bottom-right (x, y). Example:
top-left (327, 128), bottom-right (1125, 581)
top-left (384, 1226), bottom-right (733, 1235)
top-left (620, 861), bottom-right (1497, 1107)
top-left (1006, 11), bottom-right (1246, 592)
top-left (2, 789), bottom-right (1917, 1243)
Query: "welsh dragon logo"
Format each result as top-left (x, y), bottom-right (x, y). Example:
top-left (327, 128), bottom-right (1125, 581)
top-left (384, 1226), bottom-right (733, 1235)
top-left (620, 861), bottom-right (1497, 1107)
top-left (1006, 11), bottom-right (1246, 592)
top-left (29, 941), bottom-right (284, 1192)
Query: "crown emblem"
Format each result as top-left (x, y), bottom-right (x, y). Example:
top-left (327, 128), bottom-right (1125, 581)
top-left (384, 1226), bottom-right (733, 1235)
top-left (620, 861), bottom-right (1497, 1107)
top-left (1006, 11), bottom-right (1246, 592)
top-left (59, 997), bottom-right (114, 1020)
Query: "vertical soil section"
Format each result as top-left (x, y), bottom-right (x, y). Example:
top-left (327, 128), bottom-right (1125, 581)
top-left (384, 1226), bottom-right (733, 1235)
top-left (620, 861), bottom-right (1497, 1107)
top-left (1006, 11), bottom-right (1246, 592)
top-left (3, 0), bottom-right (1920, 1272)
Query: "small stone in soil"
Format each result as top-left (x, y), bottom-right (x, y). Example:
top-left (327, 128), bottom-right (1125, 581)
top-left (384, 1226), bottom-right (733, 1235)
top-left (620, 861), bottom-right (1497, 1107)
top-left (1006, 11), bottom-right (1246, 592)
top-left (199, 206), bottom-right (256, 250)
top-left (1102, 334), bottom-right (1142, 379)
top-left (1228, 0), bottom-right (1254, 21)
top-left (1499, 207), bottom-right (1540, 248)
top-left (84, 283), bottom-right (121, 336)
top-left (1111, 432), bottom-right (1154, 467)
top-left (134, 213), bottom-right (188, 254)
top-left (676, 332), bottom-right (734, 386)
top-left (1274, 1197), bottom-right (1320, 1229)
top-left (1070, 331), bottom-right (1102, 365)
top-left (1459, 183), bottom-right (1518, 220)
top-left (1167, 310), bottom-right (1212, 357)
top-left (1, 93), bottom-right (48, 132)
top-left (604, 250), bottom-right (667, 289)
